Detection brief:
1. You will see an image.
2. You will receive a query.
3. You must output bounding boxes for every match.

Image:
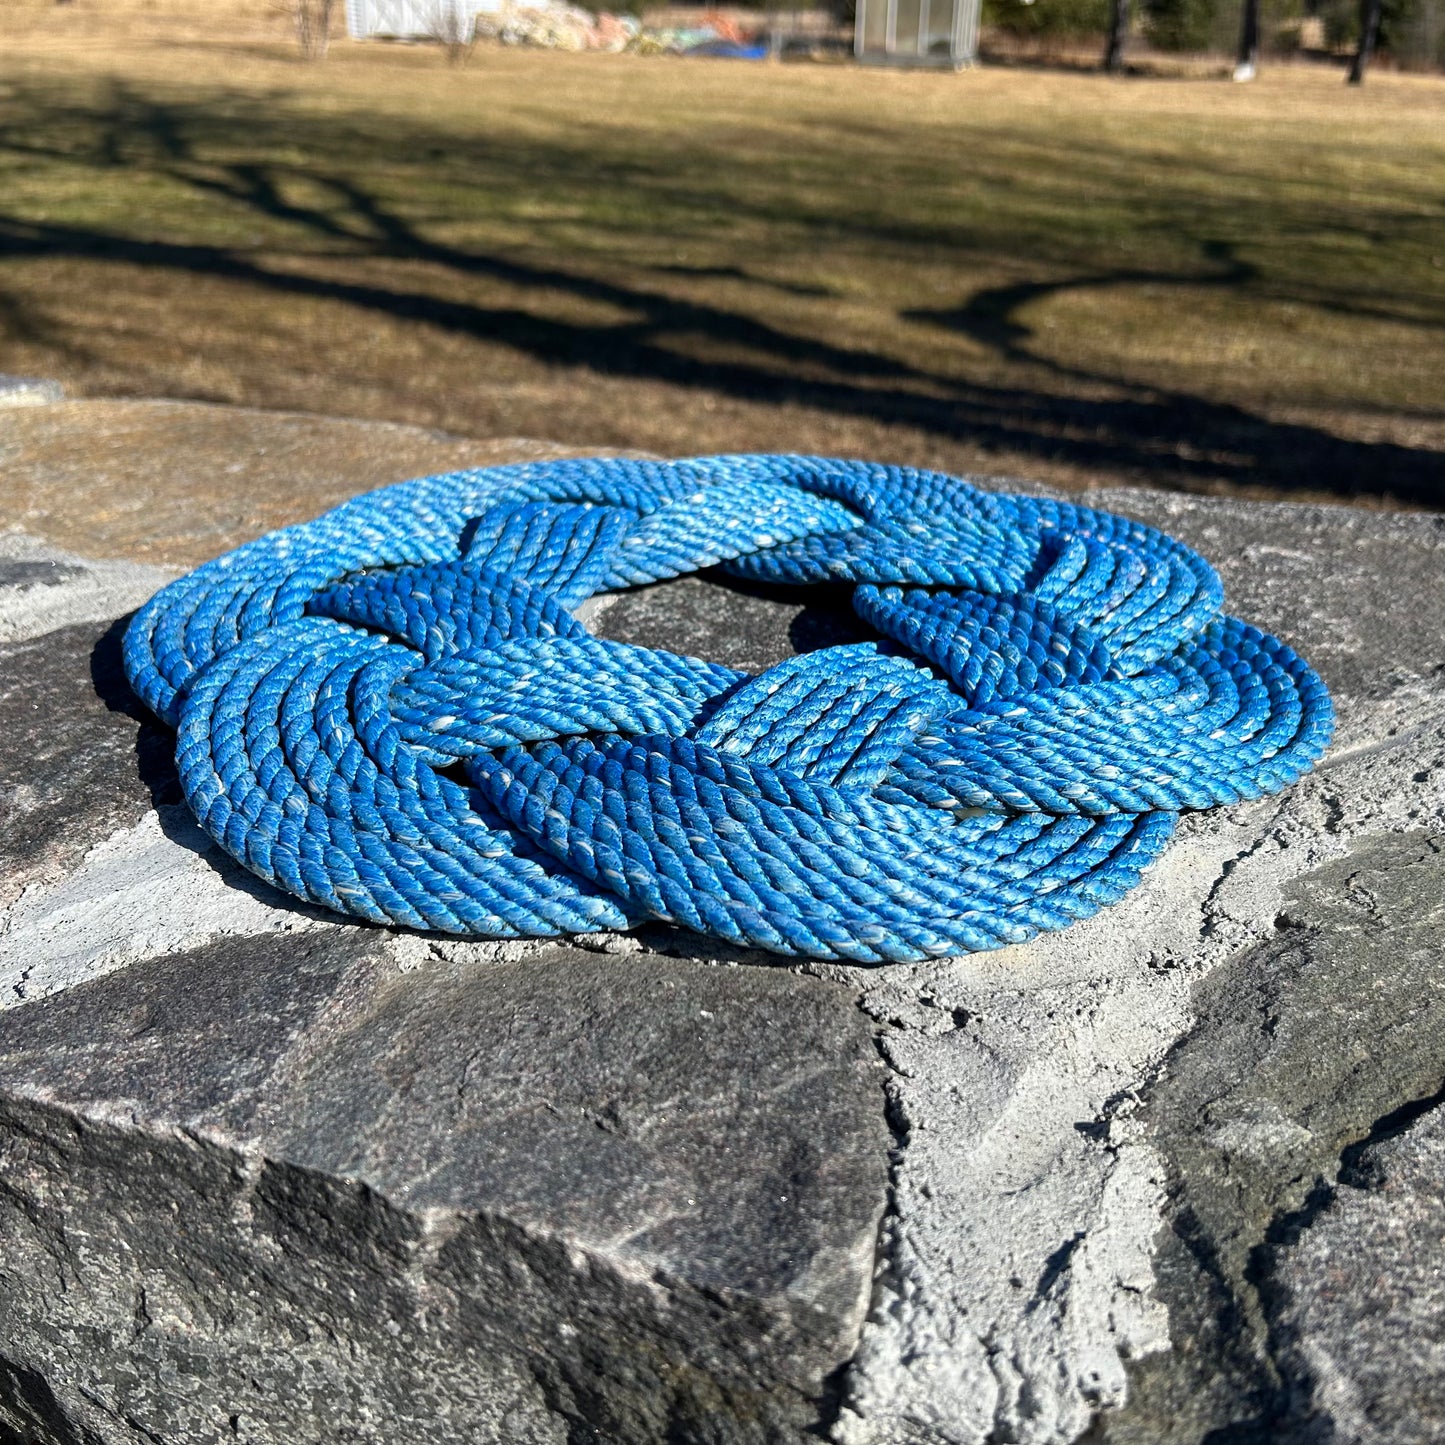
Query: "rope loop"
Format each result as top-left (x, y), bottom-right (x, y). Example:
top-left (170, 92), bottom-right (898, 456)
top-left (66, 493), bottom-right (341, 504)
top-left (124, 455), bottom-right (1334, 962)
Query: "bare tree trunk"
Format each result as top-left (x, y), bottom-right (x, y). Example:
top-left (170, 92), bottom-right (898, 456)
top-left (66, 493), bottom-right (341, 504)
top-left (1233, 0), bottom-right (1260, 77)
top-left (1103, 0), bottom-right (1130, 71)
top-left (293, 0), bottom-right (335, 61)
top-left (1348, 0), bottom-right (1382, 79)
top-left (429, 0), bottom-right (478, 63)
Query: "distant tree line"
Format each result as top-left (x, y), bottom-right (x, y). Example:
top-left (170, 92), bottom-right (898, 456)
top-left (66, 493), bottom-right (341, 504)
top-left (979, 0), bottom-right (1443, 76)
top-left (798, 0), bottom-right (1433, 75)
top-left (273, 0), bottom-right (1435, 78)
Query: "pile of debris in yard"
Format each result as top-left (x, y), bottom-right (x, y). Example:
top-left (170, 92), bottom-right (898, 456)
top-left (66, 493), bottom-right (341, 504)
top-left (473, 3), bottom-right (772, 54)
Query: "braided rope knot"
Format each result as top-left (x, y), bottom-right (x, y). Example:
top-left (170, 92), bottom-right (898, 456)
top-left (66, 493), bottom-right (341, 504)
top-left (123, 456), bottom-right (1333, 962)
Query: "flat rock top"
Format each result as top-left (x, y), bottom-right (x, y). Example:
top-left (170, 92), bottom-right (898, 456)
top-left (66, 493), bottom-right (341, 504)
top-left (1, 395), bottom-right (1443, 1445)
top-left (0, 398), bottom-right (592, 567)
top-left (0, 397), bottom-right (895, 1445)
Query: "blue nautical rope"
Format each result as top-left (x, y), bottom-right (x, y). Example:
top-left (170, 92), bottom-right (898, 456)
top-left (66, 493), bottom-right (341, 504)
top-left (123, 455), bottom-right (1333, 963)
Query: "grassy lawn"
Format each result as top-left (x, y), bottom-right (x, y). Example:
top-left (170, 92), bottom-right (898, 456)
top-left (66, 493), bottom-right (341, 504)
top-left (1, 7), bottom-right (1442, 506)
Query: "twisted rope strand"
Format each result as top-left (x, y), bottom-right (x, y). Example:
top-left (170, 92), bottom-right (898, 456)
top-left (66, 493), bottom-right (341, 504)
top-left (123, 455), bottom-right (1333, 963)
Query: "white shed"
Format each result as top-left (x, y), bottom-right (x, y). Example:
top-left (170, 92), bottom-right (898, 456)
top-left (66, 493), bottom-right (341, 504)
top-left (855, 0), bottom-right (978, 66)
top-left (346, 0), bottom-right (504, 40)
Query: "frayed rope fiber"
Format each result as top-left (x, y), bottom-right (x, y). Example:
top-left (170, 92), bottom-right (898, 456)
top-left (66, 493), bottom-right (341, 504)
top-left (123, 455), bottom-right (1333, 964)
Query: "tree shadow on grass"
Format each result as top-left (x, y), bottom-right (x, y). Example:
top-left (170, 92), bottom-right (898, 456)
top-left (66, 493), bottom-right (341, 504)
top-left (0, 79), bottom-right (1441, 509)
top-left (907, 245), bottom-right (1445, 509)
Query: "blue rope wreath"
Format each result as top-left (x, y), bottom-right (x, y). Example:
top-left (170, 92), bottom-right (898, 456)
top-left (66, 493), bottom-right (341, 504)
top-left (123, 455), bottom-right (1333, 963)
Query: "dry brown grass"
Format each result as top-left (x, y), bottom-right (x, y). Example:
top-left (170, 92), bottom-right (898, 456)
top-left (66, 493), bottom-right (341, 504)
top-left (0, 9), bottom-right (1442, 507)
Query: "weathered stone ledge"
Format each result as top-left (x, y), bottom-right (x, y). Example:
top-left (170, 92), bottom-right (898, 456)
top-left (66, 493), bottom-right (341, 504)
top-left (1, 398), bottom-right (1442, 1444)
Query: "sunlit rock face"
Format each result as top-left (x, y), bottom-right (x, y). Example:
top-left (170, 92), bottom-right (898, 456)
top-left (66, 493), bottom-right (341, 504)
top-left (2, 397), bottom-right (1443, 1444)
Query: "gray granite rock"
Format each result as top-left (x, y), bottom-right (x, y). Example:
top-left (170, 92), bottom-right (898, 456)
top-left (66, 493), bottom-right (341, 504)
top-left (593, 574), bottom-right (870, 675)
top-left (0, 531), bottom-right (176, 644)
top-left (1092, 832), bottom-right (1445, 1445)
top-left (589, 490), bottom-right (1445, 1445)
top-left (1, 416), bottom-right (1443, 1445)
top-left (0, 617), bottom-right (178, 909)
top-left (0, 931), bottom-right (888, 1445)
top-left (1268, 1094), bottom-right (1445, 1445)
top-left (828, 490), bottom-right (1445, 1445)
